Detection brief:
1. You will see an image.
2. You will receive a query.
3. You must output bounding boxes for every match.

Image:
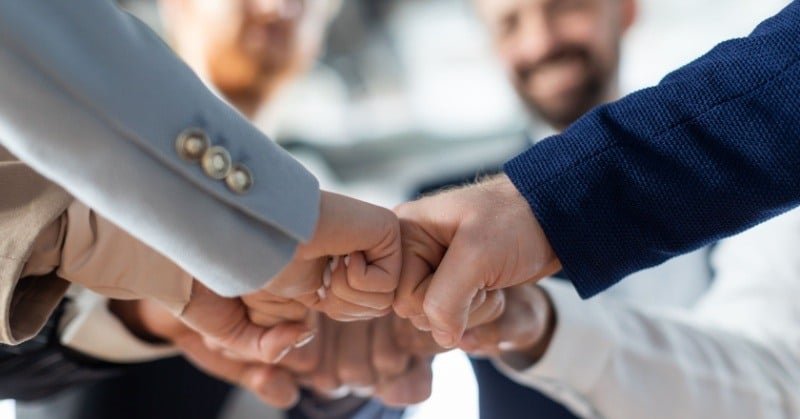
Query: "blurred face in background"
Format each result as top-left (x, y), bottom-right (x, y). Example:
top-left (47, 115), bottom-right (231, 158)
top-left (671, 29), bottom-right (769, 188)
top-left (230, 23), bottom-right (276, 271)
top-left (476, 0), bottom-right (636, 129)
top-left (161, 0), bottom-right (335, 99)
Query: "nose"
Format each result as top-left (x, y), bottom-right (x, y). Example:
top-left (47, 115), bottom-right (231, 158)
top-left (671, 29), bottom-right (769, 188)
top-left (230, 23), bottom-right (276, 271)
top-left (513, 11), bottom-right (558, 64)
top-left (248, 0), bottom-right (304, 21)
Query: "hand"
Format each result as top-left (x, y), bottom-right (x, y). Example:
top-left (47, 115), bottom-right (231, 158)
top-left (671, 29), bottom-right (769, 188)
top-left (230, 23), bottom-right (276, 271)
top-left (252, 191), bottom-right (402, 321)
top-left (178, 281), bottom-right (314, 364)
top-left (109, 296), bottom-right (304, 408)
top-left (284, 314), bottom-right (436, 407)
top-left (458, 284), bottom-right (555, 364)
top-left (393, 174), bottom-right (561, 348)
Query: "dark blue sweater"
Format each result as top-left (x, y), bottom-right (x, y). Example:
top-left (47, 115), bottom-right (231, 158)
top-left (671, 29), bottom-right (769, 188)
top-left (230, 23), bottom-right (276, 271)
top-left (504, 1), bottom-right (800, 298)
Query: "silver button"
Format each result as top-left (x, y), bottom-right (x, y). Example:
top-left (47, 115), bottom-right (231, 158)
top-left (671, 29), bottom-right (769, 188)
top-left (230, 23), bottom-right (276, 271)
top-left (225, 164), bottom-right (254, 195)
top-left (175, 129), bottom-right (210, 161)
top-left (201, 146), bottom-right (232, 179)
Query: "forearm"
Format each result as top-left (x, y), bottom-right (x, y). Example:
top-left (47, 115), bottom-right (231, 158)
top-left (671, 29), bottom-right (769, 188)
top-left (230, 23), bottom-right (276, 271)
top-left (0, 0), bottom-right (319, 297)
top-left (504, 2), bottom-right (800, 297)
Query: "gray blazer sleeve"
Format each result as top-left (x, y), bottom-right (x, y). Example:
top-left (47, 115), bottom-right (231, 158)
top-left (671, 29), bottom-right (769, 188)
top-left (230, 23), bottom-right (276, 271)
top-left (0, 0), bottom-right (320, 296)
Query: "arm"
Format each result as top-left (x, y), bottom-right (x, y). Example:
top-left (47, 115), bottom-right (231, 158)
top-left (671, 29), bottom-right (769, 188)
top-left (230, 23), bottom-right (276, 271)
top-left (504, 1), bottom-right (800, 297)
top-left (491, 211), bottom-right (800, 419)
top-left (0, 0), bottom-right (318, 297)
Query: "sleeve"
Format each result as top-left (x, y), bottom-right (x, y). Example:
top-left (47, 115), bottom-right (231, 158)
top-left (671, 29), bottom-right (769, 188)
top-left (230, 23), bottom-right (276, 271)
top-left (492, 210), bottom-right (800, 419)
top-left (503, 1), bottom-right (800, 297)
top-left (0, 151), bottom-right (72, 345)
top-left (58, 287), bottom-right (179, 364)
top-left (0, 0), bottom-right (320, 297)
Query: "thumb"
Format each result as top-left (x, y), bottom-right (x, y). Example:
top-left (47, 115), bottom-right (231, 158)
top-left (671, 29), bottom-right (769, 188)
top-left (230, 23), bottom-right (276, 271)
top-left (423, 229), bottom-right (487, 348)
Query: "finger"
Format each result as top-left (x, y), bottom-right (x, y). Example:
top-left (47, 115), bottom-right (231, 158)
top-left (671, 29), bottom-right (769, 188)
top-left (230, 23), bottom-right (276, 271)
top-left (175, 333), bottom-right (300, 408)
top-left (377, 356), bottom-right (434, 408)
top-left (336, 319), bottom-right (376, 388)
top-left (424, 227), bottom-right (489, 348)
top-left (461, 288), bottom-right (537, 355)
top-left (317, 285), bottom-right (392, 322)
top-left (246, 299), bottom-right (309, 327)
top-left (280, 328), bottom-right (323, 374)
top-left (181, 283), bottom-right (313, 363)
top-left (298, 192), bottom-right (401, 294)
top-left (392, 218), bottom-right (443, 320)
top-left (305, 316), bottom-right (342, 395)
top-left (328, 254), bottom-right (395, 311)
top-left (468, 289), bottom-right (487, 313)
top-left (391, 315), bottom-right (443, 357)
top-left (372, 315), bottom-right (411, 379)
top-left (406, 280), bottom-right (432, 331)
top-left (465, 290), bottom-right (505, 329)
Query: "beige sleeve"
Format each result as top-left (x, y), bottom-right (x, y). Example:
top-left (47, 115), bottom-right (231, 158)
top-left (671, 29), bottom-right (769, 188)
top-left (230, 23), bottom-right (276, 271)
top-left (0, 149), bottom-right (72, 344)
top-left (53, 201), bottom-right (193, 315)
top-left (2, 149), bottom-right (192, 344)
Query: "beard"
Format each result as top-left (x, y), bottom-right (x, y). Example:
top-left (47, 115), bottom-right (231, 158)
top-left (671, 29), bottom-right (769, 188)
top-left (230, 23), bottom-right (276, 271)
top-left (208, 25), bottom-right (299, 96)
top-left (513, 46), bottom-right (613, 129)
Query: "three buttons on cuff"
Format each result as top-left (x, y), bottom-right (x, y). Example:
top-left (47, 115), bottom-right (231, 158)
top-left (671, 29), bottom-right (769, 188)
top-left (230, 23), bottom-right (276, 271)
top-left (175, 128), bottom-right (254, 195)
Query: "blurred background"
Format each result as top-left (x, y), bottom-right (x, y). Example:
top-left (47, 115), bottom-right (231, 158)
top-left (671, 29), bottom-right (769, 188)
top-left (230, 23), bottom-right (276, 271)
top-left (0, 0), bottom-right (790, 418)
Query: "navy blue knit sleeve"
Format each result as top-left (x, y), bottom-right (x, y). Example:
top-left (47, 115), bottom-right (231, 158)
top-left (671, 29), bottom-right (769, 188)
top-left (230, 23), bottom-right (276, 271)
top-left (504, 1), bottom-right (800, 298)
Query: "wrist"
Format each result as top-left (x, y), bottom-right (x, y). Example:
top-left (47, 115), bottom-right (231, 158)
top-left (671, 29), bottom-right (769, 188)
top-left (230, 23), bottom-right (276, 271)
top-left (499, 286), bottom-right (556, 368)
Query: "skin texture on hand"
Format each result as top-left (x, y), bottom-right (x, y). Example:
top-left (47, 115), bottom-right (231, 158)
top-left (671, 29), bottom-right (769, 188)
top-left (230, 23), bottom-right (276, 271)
top-left (250, 191), bottom-right (402, 322)
top-left (280, 313), bottom-right (436, 408)
top-left (110, 291), bottom-right (307, 408)
top-left (393, 174), bottom-right (561, 348)
top-left (459, 284), bottom-right (556, 363)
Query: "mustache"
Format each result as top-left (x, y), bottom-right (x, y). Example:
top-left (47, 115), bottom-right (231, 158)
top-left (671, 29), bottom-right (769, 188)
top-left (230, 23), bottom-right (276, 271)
top-left (515, 47), bottom-right (591, 81)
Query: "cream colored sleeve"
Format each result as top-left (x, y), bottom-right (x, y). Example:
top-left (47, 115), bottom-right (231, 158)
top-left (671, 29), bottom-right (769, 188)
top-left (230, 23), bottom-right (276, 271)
top-left (54, 201), bottom-right (193, 314)
top-left (58, 286), bottom-right (179, 363)
top-left (22, 201), bottom-right (193, 315)
top-left (0, 151), bottom-right (72, 345)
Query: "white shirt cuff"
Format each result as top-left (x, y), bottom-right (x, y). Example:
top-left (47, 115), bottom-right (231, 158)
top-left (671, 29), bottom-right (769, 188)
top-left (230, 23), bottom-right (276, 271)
top-left (59, 285), bottom-right (180, 363)
top-left (491, 279), bottom-right (616, 418)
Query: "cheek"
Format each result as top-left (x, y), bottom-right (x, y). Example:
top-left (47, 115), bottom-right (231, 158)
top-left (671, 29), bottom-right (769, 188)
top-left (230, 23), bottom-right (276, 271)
top-left (496, 41), bottom-right (527, 72)
top-left (554, 13), bottom-right (601, 48)
top-left (193, 0), bottom-right (244, 37)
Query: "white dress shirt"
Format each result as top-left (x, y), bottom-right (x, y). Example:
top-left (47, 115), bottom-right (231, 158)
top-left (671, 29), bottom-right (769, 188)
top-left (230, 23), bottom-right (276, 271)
top-left (494, 209), bottom-right (800, 419)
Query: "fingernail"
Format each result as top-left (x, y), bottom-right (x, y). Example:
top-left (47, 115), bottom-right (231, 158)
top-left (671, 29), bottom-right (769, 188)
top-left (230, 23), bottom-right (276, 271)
top-left (294, 331), bottom-right (316, 348)
top-left (343, 255), bottom-right (350, 267)
top-left (323, 265), bottom-right (332, 288)
top-left (498, 341), bottom-right (516, 352)
top-left (433, 330), bottom-right (456, 348)
top-left (352, 386), bottom-right (375, 397)
top-left (329, 256), bottom-right (340, 272)
top-left (317, 286), bottom-right (327, 300)
top-left (272, 345), bottom-right (293, 363)
top-left (411, 315), bottom-right (431, 331)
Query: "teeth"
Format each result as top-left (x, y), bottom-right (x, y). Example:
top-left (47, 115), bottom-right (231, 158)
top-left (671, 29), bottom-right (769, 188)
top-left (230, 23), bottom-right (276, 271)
top-left (326, 386), bottom-right (351, 400)
top-left (316, 286), bottom-right (327, 300)
top-left (352, 386), bottom-right (375, 397)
